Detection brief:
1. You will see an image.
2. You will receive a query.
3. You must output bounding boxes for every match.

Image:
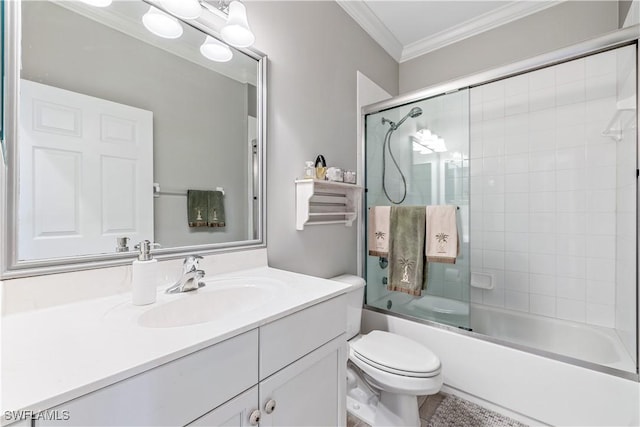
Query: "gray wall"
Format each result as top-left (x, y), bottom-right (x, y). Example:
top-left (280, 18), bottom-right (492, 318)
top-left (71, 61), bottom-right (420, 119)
top-left (399, 1), bottom-right (620, 94)
top-left (22, 2), bottom-right (250, 249)
top-left (246, 1), bottom-right (398, 277)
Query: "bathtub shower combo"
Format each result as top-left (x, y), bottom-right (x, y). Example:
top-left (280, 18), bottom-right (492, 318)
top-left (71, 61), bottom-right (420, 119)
top-left (363, 42), bottom-right (638, 378)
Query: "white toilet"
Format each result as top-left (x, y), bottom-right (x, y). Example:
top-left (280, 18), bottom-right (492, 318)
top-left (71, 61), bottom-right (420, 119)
top-left (331, 274), bottom-right (443, 427)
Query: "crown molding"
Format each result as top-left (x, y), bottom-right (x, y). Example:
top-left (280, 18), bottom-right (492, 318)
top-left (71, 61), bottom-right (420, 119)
top-left (336, 0), bottom-right (403, 62)
top-left (400, 0), bottom-right (564, 62)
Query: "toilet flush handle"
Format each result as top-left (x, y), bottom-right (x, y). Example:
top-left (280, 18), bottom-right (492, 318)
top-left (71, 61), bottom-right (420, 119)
top-left (264, 399), bottom-right (276, 414)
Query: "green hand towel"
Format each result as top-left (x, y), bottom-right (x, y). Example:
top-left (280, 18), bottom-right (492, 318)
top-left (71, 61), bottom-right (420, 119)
top-left (187, 190), bottom-right (209, 227)
top-left (208, 190), bottom-right (226, 227)
top-left (388, 206), bottom-right (428, 296)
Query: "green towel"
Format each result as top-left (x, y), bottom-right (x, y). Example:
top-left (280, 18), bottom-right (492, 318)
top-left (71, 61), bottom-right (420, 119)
top-left (388, 206), bottom-right (428, 296)
top-left (208, 191), bottom-right (226, 227)
top-left (187, 190), bottom-right (209, 227)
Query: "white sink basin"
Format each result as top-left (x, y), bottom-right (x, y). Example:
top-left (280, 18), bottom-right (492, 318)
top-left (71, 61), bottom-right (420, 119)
top-left (138, 277), bottom-right (286, 328)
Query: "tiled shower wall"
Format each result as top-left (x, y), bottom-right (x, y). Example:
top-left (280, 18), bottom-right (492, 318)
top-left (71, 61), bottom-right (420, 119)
top-left (469, 46), bottom-right (636, 330)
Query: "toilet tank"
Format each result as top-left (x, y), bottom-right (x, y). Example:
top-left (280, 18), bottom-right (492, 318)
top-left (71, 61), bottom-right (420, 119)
top-left (330, 274), bottom-right (366, 339)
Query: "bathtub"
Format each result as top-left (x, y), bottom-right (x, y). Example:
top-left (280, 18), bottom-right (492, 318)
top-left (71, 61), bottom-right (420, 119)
top-left (368, 292), bottom-right (636, 373)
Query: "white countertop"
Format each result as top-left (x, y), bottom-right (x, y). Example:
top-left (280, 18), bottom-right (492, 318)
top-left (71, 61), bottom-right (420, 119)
top-left (1, 266), bottom-right (349, 422)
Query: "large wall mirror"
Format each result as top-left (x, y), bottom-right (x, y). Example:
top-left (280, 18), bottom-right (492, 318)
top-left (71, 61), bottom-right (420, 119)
top-left (2, 0), bottom-right (266, 277)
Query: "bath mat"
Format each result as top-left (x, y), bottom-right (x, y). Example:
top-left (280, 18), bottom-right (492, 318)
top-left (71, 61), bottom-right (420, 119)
top-left (427, 395), bottom-right (528, 427)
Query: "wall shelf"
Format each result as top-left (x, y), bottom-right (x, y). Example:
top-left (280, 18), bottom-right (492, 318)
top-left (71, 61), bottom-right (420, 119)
top-left (295, 179), bottom-right (363, 230)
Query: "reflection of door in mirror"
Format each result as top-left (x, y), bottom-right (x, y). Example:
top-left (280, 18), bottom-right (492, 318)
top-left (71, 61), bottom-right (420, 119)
top-left (18, 79), bottom-right (154, 260)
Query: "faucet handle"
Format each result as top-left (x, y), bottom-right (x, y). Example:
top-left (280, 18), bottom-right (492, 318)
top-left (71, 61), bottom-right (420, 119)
top-left (183, 255), bottom-right (204, 273)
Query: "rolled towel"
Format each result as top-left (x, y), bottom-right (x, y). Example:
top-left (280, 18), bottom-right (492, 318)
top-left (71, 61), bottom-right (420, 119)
top-left (426, 205), bottom-right (459, 264)
top-left (368, 206), bottom-right (390, 257)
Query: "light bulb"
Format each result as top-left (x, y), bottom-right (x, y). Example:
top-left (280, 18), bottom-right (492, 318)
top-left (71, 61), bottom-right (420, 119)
top-left (79, 0), bottom-right (112, 6)
top-left (200, 36), bottom-right (233, 62)
top-left (221, 1), bottom-right (255, 48)
top-left (142, 6), bottom-right (183, 39)
top-left (159, 0), bottom-right (202, 19)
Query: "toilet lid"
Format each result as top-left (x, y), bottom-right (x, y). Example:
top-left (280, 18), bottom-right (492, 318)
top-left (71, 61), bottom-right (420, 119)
top-left (351, 331), bottom-right (440, 377)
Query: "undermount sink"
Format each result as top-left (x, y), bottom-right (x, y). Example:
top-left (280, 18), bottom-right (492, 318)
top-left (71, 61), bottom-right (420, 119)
top-left (138, 277), bottom-right (285, 328)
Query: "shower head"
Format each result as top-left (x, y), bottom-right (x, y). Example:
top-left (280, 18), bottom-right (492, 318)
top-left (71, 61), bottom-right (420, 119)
top-left (382, 107), bottom-right (423, 131)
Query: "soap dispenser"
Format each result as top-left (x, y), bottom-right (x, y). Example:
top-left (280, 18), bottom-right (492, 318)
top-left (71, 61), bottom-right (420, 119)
top-left (132, 240), bottom-right (159, 306)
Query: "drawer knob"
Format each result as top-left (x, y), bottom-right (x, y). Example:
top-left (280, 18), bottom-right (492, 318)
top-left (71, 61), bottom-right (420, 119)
top-left (249, 409), bottom-right (261, 425)
top-left (265, 399), bottom-right (277, 414)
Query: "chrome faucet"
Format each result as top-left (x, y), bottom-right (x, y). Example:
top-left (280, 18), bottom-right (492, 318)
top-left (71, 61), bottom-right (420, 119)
top-left (166, 255), bottom-right (206, 294)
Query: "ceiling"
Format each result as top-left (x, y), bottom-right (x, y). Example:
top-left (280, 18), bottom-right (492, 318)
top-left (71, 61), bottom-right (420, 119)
top-left (336, 0), bottom-right (564, 63)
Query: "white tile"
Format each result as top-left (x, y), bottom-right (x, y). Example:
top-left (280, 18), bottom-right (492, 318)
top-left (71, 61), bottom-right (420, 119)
top-left (586, 213), bottom-right (616, 235)
top-left (483, 194), bottom-right (505, 213)
top-left (483, 231), bottom-right (505, 251)
top-left (505, 290), bottom-right (529, 312)
top-left (505, 74), bottom-right (528, 96)
top-left (504, 270), bottom-right (529, 292)
top-left (482, 288), bottom-right (505, 308)
top-left (470, 230), bottom-right (483, 249)
top-left (529, 213), bottom-right (555, 233)
top-left (585, 303), bottom-right (615, 328)
top-left (530, 87), bottom-right (555, 111)
top-left (505, 173), bottom-right (529, 193)
top-left (483, 175), bottom-right (505, 194)
top-left (585, 97), bottom-right (617, 132)
top-left (505, 93), bottom-right (529, 116)
top-left (504, 113), bottom-right (528, 136)
top-left (505, 193), bottom-right (529, 213)
top-left (505, 133), bottom-right (529, 155)
top-left (557, 213), bottom-right (586, 235)
top-left (556, 169), bottom-right (586, 191)
top-left (470, 101), bottom-right (483, 124)
top-left (505, 251), bottom-right (529, 272)
top-left (483, 213), bottom-right (505, 232)
top-left (556, 124), bottom-right (586, 149)
top-left (585, 235), bottom-right (615, 259)
top-left (482, 156), bottom-right (505, 175)
top-left (505, 213), bottom-right (529, 233)
top-left (556, 191), bottom-right (586, 213)
top-left (529, 233), bottom-right (556, 254)
top-left (585, 50), bottom-right (616, 77)
top-left (586, 280), bottom-right (615, 305)
top-left (556, 255), bottom-right (586, 279)
top-left (505, 232), bottom-right (529, 253)
top-left (529, 66), bottom-right (555, 90)
top-left (469, 158), bottom-right (483, 176)
top-left (529, 192), bottom-right (555, 213)
top-left (586, 73), bottom-right (616, 100)
top-left (585, 143), bottom-right (616, 168)
top-left (483, 250), bottom-right (505, 270)
top-left (529, 129), bottom-right (556, 152)
top-left (470, 287), bottom-right (484, 303)
top-left (530, 294), bottom-right (556, 317)
top-left (556, 298), bottom-right (586, 322)
top-left (586, 190), bottom-right (615, 213)
top-left (529, 253), bottom-right (556, 275)
top-left (483, 80), bottom-right (505, 101)
top-left (556, 276), bottom-right (586, 301)
top-left (556, 103), bottom-right (585, 127)
top-left (505, 154), bottom-right (529, 174)
top-left (529, 109), bottom-right (556, 132)
top-left (530, 273), bottom-right (556, 296)
top-left (529, 150), bottom-right (556, 172)
top-left (586, 166), bottom-right (616, 190)
top-left (556, 234), bottom-right (586, 257)
top-left (483, 137), bottom-right (506, 157)
top-left (555, 147), bottom-right (585, 170)
top-left (483, 98), bottom-right (505, 121)
top-left (556, 58), bottom-right (585, 84)
top-left (556, 81), bottom-right (585, 106)
top-left (586, 258), bottom-right (615, 282)
top-left (470, 86), bottom-right (483, 104)
top-left (470, 249), bottom-right (483, 269)
top-left (470, 176), bottom-right (483, 196)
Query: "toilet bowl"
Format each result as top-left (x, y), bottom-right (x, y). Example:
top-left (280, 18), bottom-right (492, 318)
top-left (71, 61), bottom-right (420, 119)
top-left (330, 275), bottom-right (443, 427)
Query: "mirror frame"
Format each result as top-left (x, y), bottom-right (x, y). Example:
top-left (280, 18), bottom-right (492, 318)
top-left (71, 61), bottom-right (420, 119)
top-left (0, 0), bottom-right (268, 279)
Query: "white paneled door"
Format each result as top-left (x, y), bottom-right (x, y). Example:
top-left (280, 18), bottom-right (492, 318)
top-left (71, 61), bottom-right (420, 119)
top-left (19, 79), bottom-right (153, 260)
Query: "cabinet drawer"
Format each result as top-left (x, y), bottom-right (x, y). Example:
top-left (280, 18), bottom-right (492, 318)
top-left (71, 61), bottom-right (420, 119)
top-left (260, 295), bottom-right (346, 380)
top-left (36, 329), bottom-right (258, 426)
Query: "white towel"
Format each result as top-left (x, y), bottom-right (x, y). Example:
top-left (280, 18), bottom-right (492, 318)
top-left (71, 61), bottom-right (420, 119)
top-left (368, 206), bottom-right (390, 257)
top-left (426, 205), bottom-right (459, 264)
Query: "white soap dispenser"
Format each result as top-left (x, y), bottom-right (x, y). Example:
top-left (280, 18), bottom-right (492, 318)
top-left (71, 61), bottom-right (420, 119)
top-left (132, 240), bottom-right (158, 306)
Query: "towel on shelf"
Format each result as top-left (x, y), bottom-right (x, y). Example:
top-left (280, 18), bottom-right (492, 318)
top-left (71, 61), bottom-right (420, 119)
top-left (426, 205), bottom-right (459, 264)
top-left (187, 190), bottom-right (209, 227)
top-left (368, 206), bottom-right (390, 257)
top-left (208, 190), bottom-right (226, 227)
top-left (388, 206), bottom-right (428, 296)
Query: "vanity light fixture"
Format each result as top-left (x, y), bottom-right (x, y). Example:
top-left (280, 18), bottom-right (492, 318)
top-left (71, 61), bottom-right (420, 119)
top-left (200, 36), bottom-right (233, 62)
top-left (413, 129), bottom-right (448, 153)
top-left (218, 1), bottom-right (255, 48)
top-left (142, 6), bottom-right (184, 39)
top-left (79, 0), bottom-right (112, 6)
top-left (159, 0), bottom-right (203, 20)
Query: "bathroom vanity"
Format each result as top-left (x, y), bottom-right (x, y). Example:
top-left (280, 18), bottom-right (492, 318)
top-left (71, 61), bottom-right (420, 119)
top-left (1, 266), bottom-right (349, 427)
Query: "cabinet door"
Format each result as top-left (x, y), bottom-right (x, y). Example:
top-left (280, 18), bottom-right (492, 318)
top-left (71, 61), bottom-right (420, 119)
top-left (187, 386), bottom-right (258, 427)
top-left (259, 335), bottom-right (346, 427)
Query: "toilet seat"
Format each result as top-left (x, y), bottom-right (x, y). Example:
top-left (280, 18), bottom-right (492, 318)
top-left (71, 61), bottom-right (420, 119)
top-left (350, 331), bottom-right (441, 378)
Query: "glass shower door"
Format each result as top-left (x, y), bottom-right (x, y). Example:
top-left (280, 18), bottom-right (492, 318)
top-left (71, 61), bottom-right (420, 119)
top-left (364, 89), bottom-right (471, 330)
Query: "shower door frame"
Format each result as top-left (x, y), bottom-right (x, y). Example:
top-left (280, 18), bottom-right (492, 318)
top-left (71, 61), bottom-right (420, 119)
top-left (359, 25), bottom-right (640, 381)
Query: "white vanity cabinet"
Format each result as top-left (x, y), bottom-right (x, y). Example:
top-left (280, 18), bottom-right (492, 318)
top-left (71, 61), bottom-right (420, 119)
top-left (34, 295), bottom-right (347, 427)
